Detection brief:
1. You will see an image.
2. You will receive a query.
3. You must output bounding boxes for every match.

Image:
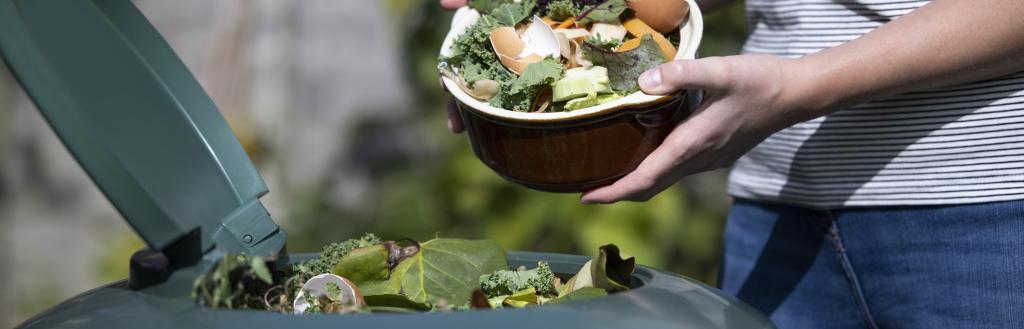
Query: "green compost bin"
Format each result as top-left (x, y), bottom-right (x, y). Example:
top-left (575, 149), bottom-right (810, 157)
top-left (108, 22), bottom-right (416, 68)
top-left (0, 1), bottom-right (775, 328)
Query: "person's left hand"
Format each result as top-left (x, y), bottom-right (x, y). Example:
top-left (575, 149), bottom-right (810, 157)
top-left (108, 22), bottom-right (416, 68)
top-left (580, 55), bottom-right (824, 204)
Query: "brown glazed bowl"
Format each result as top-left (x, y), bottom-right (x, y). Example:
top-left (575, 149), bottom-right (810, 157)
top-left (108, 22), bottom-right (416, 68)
top-left (440, 0), bottom-right (704, 192)
top-left (457, 91), bottom-right (701, 192)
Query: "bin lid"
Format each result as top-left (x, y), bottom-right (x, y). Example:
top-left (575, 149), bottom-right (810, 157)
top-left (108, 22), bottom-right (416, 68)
top-left (0, 0), bottom-right (285, 260)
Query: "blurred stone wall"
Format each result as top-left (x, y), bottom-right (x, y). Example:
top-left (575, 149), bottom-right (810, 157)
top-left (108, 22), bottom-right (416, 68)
top-left (0, 0), bottom-right (412, 326)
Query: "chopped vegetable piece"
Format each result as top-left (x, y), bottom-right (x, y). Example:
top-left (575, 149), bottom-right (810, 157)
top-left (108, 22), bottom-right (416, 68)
top-left (552, 66), bottom-right (613, 102)
top-left (503, 287), bottom-right (539, 308)
top-left (564, 92), bottom-right (622, 110)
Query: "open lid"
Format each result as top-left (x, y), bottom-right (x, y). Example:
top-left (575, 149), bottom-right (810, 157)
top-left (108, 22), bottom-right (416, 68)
top-left (0, 0), bottom-right (285, 261)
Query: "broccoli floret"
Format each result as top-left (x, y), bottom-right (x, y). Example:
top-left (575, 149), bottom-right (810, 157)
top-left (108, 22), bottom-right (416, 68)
top-left (527, 262), bottom-right (556, 295)
top-left (544, 0), bottom-right (583, 21)
top-left (479, 261), bottom-right (557, 297)
top-left (296, 233), bottom-right (381, 275)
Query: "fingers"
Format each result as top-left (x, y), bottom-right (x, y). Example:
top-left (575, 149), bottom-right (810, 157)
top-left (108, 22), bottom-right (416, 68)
top-left (639, 58), bottom-right (731, 95)
top-left (580, 137), bottom-right (692, 204)
top-left (447, 98), bottom-right (465, 133)
top-left (440, 0), bottom-right (468, 10)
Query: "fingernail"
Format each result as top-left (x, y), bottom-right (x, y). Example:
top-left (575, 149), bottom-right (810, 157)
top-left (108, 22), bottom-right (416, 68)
top-left (639, 68), bottom-right (662, 90)
top-left (447, 120), bottom-right (454, 132)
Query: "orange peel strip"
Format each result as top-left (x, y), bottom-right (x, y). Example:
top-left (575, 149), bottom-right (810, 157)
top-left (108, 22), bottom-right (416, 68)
top-left (621, 18), bottom-right (677, 59)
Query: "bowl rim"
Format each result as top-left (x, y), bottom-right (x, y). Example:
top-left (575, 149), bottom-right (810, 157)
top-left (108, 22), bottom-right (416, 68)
top-left (439, 0), bottom-right (704, 123)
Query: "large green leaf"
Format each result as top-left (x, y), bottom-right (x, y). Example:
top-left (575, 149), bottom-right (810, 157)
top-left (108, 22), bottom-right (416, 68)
top-left (391, 239), bottom-right (508, 305)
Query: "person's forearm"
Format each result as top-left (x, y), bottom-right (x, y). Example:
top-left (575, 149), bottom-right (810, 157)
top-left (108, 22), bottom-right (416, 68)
top-left (793, 0), bottom-right (1024, 117)
top-left (696, 0), bottom-right (739, 13)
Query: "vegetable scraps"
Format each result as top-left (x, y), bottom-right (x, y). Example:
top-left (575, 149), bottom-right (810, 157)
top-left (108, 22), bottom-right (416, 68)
top-left (192, 234), bottom-right (637, 314)
top-left (440, 0), bottom-right (689, 112)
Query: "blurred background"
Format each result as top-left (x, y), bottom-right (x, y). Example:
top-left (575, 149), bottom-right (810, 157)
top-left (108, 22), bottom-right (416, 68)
top-left (0, 0), bottom-right (747, 326)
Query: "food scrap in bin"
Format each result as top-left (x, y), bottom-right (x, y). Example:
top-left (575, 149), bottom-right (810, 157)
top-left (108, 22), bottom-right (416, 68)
top-left (192, 233), bottom-right (637, 314)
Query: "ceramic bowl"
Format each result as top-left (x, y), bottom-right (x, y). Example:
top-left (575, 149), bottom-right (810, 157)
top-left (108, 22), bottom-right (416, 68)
top-left (440, 0), bottom-right (704, 192)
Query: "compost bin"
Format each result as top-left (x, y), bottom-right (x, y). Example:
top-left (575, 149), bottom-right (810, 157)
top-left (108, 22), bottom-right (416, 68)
top-left (0, 0), bottom-right (774, 328)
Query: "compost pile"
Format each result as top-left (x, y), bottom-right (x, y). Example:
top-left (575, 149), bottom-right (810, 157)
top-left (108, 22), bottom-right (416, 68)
top-left (192, 234), bottom-right (636, 314)
top-left (439, 0), bottom-right (690, 112)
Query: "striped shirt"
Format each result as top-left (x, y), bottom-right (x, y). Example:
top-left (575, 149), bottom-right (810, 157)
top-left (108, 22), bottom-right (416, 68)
top-left (727, 0), bottom-right (1024, 208)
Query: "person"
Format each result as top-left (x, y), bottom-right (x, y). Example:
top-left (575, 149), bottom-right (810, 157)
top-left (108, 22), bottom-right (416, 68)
top-left (439, 0), bottom-right (1024, 328)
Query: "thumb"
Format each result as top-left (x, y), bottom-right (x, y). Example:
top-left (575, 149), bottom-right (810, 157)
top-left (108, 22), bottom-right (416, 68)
top-left (639, 58), bottom-right (729, 95)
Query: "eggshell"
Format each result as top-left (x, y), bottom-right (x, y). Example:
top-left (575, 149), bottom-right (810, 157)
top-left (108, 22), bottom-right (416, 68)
top-left (293, 274), bottom-right (365, 314)
top-left (491, 26), bottom-right (526, 57)
top-left (628, 0), bottom-right (690, 33)
top-left (491, 18), bottom-right (560, 75)
top-left (518, 16), bottom-right (561, 59)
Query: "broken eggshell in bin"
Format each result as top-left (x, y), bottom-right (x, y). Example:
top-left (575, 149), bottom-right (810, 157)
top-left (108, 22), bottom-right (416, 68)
top-left (293, 273), bottom-right (365, 314)
top-left (490, 16), bottom-right (561, 75)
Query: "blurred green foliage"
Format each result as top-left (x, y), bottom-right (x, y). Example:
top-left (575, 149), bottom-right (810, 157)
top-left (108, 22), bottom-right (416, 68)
top-left (94, 231), bottom-right (145, 282)
top-left (288, 0), bottom-right (749, 285)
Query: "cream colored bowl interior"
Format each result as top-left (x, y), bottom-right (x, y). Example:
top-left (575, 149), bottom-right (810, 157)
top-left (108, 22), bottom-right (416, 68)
top-left (440, 0), bottom-right (703, 122)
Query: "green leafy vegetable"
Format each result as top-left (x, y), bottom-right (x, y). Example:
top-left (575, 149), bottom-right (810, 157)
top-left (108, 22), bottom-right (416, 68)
top-left (584, 34), bottom-right (666, 94)
top-left (192, 254), bottom-right (274, 309)
top-left (461, 61), bottom-right (492, 87)
top-left (331, 244), bottom-right (391, 285)
top-left (552, 66), bottom-right (612, 102)
top-left (591, 244), bottom-right (635, 290)
top-left (545, 0), bottom-right (583, 21)
top-left (295, 233), bottom-right (381, 277)
top-left (468, 0), bottom-right (513, 13)
top-left (503, 287), bottom-right (539, 308)
top-left (479, 261), bottom-right (557, 298)
top-left (490, 57), bottom-right (565, 112)
top-left (389, 239), bottom-right (509, 305)
top-left (576, 0), bottom-right (629, 25)
top-left (440, 15), bottom-right (510, 86)
top-left (560, 244), bottom-right (636, 295)
top-left (330, 240), bottom-right (420, 296)
top-left (564, 92), bottom-right (621, 110)
top-left (586, 33), bottom-right (622, 51)
top-left (490, 0), bottom-right (538, 26)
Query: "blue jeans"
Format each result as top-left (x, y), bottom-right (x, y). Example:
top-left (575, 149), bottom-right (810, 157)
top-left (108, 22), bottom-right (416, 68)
top-left (720, 199), bottom-right (1024, 329)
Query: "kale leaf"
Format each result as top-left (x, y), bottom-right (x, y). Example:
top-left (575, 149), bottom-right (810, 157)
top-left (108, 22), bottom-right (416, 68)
top-left (490, 57), bottom-right (564, 112)
top-left (479, 261), bottom-right (557, 298)
top-left (544, 0), bottom-right (583, 21)
top-left (575, 0), bottom-right (629, 25)
top-left (468, 0), bottom-right (512, 14)
top-left (490, 0), bottom-right (538, 26)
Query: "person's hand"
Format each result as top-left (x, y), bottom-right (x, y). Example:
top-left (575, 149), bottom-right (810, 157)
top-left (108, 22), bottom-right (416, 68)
top-left (440, 0), bottom-right (468, 133)
top-left (580, 55), bottom-right (822, 204)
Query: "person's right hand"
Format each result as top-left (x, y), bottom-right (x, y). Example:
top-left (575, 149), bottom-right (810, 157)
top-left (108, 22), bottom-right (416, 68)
top-left (441, 0), bottom-right (468, 133)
